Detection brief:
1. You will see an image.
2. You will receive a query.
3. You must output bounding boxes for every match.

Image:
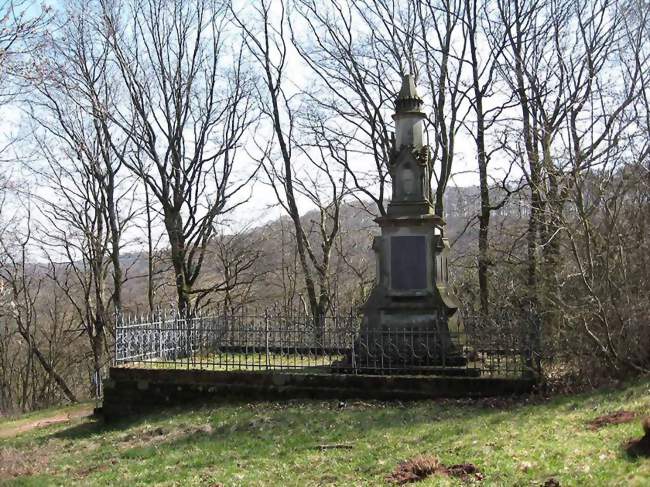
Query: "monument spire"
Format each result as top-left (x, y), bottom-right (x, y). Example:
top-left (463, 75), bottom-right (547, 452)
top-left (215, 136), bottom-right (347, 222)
top-left (393, 74), bottom-right (426, 150)
top-left (395, 74), bottom-right (424, 113)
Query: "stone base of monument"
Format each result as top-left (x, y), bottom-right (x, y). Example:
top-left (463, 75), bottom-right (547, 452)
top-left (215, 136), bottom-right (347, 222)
top-left (331, 325), bottom-right (472, 376)
top-left (331, 354), bottom-right (473, 376)
top-left (331, 361), bottom-right (479, 377)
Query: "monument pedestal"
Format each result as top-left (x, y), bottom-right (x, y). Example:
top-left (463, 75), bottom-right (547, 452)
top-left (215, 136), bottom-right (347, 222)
top-left (355, 215), bottom-right (466, 370)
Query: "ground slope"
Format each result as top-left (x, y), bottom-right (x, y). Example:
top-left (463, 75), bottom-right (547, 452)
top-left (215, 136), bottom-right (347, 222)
top-left (1, 379), bottom-right (649, 486)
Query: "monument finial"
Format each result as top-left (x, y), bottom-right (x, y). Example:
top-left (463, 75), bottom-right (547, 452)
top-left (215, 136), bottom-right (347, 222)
top-left (395, 74), bottom-right (423, 113)
top-left (393, 74), bottom-right (426, 150)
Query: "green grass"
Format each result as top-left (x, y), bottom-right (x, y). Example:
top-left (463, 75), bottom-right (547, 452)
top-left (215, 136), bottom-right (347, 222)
top-left (118, 352), bottom-right (524, 377)
top-left (1, 379), bottom-right (649, 486)
top-left (121, 352), bottom-right (343, 373)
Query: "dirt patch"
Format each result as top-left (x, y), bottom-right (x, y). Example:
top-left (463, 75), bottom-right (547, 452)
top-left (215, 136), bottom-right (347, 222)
top-left (181, 424), bottom-right (213, 437)
top-left (586, 410), bottom-right (636, 430)
top-left (0, 446), bottom-right (50, 480)
top-left (387, 455), bottom-right (444, 484)
top-left (387, 455), bottom-right (484, 484)
top-left (0, 407), bottom-right (93, 439)
top-left (623, 417), bottom-right (650, 458)
top-left (542, 478), bottom-right (561, 487)
top-left (446, 463), bottom-right (484, 481)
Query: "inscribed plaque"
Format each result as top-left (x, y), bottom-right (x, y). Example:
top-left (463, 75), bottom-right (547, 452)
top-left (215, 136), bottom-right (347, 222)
top-left (390, 236), bottom-right (427, 290)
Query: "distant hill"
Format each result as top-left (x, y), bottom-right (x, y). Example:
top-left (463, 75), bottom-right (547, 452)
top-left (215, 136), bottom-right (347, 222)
top-left (117, 186), bottom-right (530, 312)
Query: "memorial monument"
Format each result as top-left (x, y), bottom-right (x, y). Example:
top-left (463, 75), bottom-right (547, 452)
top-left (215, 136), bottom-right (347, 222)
top-left (356, 74), bottom-right (466, 370)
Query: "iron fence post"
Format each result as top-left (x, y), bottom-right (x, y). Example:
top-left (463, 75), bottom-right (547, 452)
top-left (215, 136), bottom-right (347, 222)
top-left (264, 309), bottom-right (270, 369)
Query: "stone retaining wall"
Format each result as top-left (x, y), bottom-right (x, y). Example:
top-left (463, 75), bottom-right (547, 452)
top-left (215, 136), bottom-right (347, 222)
top-left (102, 367), bottom-right (537, 421)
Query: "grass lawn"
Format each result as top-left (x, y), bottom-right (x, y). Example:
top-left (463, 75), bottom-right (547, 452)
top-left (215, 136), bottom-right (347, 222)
top-left (117, 351), bottom-right (522, 377)
top-left (1, 378), bottom-right (649, 486)
top-left (119, 353), bottom-right (343, 373)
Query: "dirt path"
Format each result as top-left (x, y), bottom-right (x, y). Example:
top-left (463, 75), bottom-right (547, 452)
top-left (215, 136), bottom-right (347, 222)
top-left (0, 406), bottom-right (93, 439)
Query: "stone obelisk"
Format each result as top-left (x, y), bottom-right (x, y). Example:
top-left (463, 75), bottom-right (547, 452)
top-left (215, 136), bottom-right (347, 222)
top-left (357, 74), bottom-right (465, 370)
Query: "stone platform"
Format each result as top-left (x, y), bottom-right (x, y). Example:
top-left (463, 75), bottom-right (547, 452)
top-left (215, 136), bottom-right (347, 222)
top-left (101, 367), bottom-right (537, 421)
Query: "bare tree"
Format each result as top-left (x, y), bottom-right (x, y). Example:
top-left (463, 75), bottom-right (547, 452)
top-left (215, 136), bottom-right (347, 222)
top-left (0, 1), bottom-right (49, 200)
top-left (494, 0), bottom-right (645, 302)
top-left (102, 0), bottom-right (257, 314)
top-left (262, 217), bottom-right (302, 315)
top-left (0, 214), bottom-right (77, 408)
top-left (234, 0), bottom-right (350, 320)
top-left (0, 0), bottom-right (49, 101)
top-left (492, 0), bottom-right (557, 306)
top-left (557, 0), bottom-right (649, 372)
top-left (24, 2), bottom-right (137, 391)
top-left (460, 0), bottom-right (518, 314)
top-left (291, 0), bottom-right (405, 217)
top-left (293, 0), bottom-right (469, 219)
top-left (414, 0), bottom-right (469, 217)
top-left (212, 227), bottom-right (262, 311)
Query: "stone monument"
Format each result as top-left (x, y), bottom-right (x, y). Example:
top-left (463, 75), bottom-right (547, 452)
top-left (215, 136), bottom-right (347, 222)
top-left (356, 74), bottom-right (466, 371)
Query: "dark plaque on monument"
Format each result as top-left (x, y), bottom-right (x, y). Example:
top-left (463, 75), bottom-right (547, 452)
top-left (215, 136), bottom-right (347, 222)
top-left (390, 235), bottom-right (427, 290)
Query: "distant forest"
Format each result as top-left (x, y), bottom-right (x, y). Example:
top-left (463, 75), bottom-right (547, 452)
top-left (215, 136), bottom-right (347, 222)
top-left (0, 0), bottom-right (648, 413)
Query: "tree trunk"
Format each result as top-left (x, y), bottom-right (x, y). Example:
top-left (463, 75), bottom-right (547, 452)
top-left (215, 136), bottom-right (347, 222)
top-left (106, 174), bottom-right (123, 315)
top-left (145, 183), bottom-right (155, 312)
top-left (467, 0), bottom-right (491, 315)
top-left (164, 209), bottom-right (190, 314)
top-left (512, 1), bottom-right (542, 305)
top-left (90, 329), bottom-right (104, 399)
top-left (18, 328), bottom-right (77, 404)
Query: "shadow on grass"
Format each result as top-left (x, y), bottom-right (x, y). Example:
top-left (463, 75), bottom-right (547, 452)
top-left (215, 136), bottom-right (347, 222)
top-left (48, 398), bottom-right (268, 442)
top-left (51, 418), bottom-right (116, 440)
top-left (49, 376), bottom-right (649, 447)
top-left (51, 409), bottom-right (175, 441)
top-left (49, 393), bottom-right (549, 446)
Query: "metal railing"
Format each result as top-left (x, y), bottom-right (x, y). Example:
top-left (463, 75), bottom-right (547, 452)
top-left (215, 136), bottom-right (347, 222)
top-left (113, 309), bottom-right (541, 378)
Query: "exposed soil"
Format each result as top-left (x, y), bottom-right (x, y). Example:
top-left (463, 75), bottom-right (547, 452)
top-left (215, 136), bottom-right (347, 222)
top-left (0, 407), bottom-right (93, 439)
top-left (446, 463), bottom-right (485, 481)
top-left (586, 410), bottom-right (636, 430)
top-left (387, 455), bottom-right (444, 484)
top-left (387, 455), bottom-right (484, 484)
top-left (0, 446), bottom-right (50, 480)
top-left (74, 463), bottom-right (111, 479)
top-left (542, 478), bottom-right (561, 487)
top-left (623, 417), bottom-right (650, 458)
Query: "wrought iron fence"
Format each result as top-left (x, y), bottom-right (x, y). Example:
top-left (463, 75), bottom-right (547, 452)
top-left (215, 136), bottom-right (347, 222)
top-left (113, 309), bottom-right (541, 378)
